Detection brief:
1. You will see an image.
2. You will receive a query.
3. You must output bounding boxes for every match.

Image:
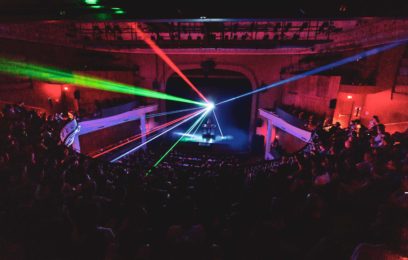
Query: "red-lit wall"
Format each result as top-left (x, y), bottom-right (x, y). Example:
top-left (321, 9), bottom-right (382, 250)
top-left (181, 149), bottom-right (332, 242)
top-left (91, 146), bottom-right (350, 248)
top-left (0, 74), bottom-right (138, 114)
top-left (334, 88), bottom-right (408, 132)
top-left (0, 81), bottom-right (67, 113)
top-left (281, 75), bottom-right (341, 116)
top-left (72, 71), bottom-right (138, 114)
top-left (333, 90), bottom-right (366, 128)
top-left (0, 37), bottom-right (407, 136)
top-left (79, 120), bottom-right (140, 155)
top-left (362, 90), bottom-right (408, 133)
top-left (0, 40), bottom-right (297, 119)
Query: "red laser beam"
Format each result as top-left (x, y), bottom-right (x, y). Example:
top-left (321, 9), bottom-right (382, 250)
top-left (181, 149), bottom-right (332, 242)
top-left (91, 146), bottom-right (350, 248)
top-left (91, 110), bottom-right (202, 158)
top-left (91, 113), bottom-right (197, 158)
top-left (133, 23), bottom-right (209, 103)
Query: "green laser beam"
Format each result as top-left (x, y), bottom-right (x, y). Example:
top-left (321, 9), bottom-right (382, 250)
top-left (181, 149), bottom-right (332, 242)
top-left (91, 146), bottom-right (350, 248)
top-left (148, 111), bottom-right (208, 173)
top-left (146, 110), bottom-right (210, 175)
top-left (0, 59), bottom-right (206, 106)
top-left (111, 109), bottom-right (205, 162)
top-left (0, 58), bottom-right (207, 107)
top-left (192, 116), bottom-right (205, 136)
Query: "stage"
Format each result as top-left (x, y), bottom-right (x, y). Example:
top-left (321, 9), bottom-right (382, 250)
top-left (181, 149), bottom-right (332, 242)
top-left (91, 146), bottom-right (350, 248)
top-left (174, 132), bottom-right (233, 145)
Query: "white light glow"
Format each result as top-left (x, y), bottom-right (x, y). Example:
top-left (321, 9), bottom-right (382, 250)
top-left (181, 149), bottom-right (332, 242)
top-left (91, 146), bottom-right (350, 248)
top-left (206, 102), bottom-right (215, 110)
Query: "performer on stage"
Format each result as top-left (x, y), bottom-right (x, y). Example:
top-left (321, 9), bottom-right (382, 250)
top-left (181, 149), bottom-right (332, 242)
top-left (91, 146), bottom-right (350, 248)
top-left (202, 117), bottom-right (216, 141)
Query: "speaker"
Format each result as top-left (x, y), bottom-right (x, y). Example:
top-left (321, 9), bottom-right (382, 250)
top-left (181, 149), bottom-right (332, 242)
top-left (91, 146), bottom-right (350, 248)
top-left (329, 99), bottom-right (337, 109)
top-left (251, 134), bottom-right (265, 154)
top-left (74, 89), bottom-right (81, 100)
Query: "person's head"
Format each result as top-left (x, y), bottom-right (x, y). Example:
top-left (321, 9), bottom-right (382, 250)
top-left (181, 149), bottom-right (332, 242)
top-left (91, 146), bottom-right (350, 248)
top-left (364, 151), bottom-right (373, 162)
top-left (378, 124), bottom-right (386, 134)
top-left (318, 142), bottom-right (325, 150)
top-left (344, 139), bottom-right (352, 149)
top-left (370, 137), bottom-right (377, 147)
top-left (373, 115), bottom-right (379, 122)
top-left (386, 159), bottom-right (398, 171)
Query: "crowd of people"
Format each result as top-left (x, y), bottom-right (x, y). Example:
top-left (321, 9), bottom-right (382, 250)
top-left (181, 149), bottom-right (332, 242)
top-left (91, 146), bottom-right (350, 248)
top-left (0, 103), bottom-right (407, 259)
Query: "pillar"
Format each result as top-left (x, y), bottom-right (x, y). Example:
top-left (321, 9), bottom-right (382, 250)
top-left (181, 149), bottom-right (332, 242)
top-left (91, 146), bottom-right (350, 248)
top-left (72, 133), bottom-right (81, 153)
top-left (264, 120), bottom-right (276, 160)
top-left (140, 115), bottom-right (147, 150)
top-left (265, 120), bottom-right (272, 160)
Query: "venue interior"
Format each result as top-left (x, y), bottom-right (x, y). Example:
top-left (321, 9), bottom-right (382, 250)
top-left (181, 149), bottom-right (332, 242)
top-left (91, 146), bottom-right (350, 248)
top-left (1, 1), bottom-right (408, 259)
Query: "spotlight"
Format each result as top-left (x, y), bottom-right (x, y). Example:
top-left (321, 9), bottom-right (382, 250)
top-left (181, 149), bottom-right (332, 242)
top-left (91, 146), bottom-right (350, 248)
top-left (84, 0), bottom-right (98, 4)
top-left (206, 102), bottom-right (215, 110)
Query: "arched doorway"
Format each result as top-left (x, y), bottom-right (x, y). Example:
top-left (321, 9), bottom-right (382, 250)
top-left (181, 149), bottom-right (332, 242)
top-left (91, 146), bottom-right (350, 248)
top-left (166, 69), bottom-right (252, 150)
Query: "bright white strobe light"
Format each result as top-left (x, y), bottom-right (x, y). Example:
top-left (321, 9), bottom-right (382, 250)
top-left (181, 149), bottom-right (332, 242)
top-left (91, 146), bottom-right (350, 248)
top-left (206, 102), bottom-right (215, 110)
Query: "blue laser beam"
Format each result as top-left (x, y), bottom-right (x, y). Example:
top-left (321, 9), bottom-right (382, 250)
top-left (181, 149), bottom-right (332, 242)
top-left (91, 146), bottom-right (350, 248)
top-left (110, 109), bottom-right (206, 162)
top-left (217, 39), bottom-right (408, 106)
top-left (212, 110), bottom-right (224, 137)
top-left (146, 107), bottom-right (202, 119)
